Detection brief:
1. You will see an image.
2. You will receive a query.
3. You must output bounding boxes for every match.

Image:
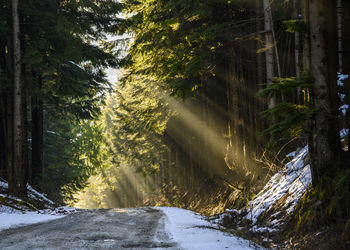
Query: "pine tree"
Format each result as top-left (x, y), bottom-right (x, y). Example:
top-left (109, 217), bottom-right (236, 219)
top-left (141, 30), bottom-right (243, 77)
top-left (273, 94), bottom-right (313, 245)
top-left (307, 0), bottom-right (340, 185)
top-left (1, 0), bottom-right (124, 197)
top-left (11, 0), bottom-right (27, 196)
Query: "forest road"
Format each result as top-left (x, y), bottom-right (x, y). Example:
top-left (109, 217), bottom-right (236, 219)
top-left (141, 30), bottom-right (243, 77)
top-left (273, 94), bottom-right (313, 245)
top-left (0, 207), bottom-right (181, 250)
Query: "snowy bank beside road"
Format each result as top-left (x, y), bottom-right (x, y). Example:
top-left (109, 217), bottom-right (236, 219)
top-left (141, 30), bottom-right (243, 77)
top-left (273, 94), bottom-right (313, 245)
top-left (237, 126), bottom-right (349, 233)
top-left (245, 145), bottom-right (310, 225)
top-left (0, 180), bottom-right (78, 232)
top-left (0, 203), bottom-right (77, 233)
top-left (0, 212), bottom-right (64, 232)
top-left (210, 144), bottom-right (312, 240)
top-left (158, 207), bottom-right (258, 250)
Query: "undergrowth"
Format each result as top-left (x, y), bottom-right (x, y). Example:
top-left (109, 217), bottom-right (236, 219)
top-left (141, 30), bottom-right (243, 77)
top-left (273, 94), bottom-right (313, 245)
top-left (284, 167), bottom-right (350, 249)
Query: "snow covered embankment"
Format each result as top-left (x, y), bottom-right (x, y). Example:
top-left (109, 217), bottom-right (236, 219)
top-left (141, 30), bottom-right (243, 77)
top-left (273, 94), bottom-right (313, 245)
top-left (246, 146), bottom-right (310, 230)
top-left (0, 181), bottom-right (77, 232)
top-left (215, 123), bottom-right (348, 235)
top-left (212, 145), bottom-right (312, 236)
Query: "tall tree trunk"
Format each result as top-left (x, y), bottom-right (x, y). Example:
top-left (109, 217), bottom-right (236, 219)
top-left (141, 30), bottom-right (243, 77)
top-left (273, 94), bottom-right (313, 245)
top-left (4, 35), bottom-right (14, 191)
top-left (0, 47), bottom-right (6, 179)
top-left (12, 0), bottom-right (27, 196)
top-left (256, 0), bottom-right (266, 148)
top-left (31, 73), bottom-right (43, 189)
top-left (302, 0), bottom-right (311, 105)
top-left (6, 92), bottom-right (14, 191)
top-left (337, 0), bottom-right (343, 73)
top-left (293, 0), bottom-right (301, 104)
top-left (0, 96), bottom-right (5, 178)
top-left (263, 0), bottom-right (276, 109)
top-left (308, 0), bottom-right (340, 186)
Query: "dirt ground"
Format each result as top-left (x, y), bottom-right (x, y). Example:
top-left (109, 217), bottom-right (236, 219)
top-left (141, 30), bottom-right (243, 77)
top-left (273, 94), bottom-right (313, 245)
top-left (0, 207), bottom-right (181, 249)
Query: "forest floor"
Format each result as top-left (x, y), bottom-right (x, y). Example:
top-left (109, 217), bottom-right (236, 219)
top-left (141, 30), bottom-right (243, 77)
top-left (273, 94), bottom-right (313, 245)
top-left (0, 207), bottom-right (257, 250)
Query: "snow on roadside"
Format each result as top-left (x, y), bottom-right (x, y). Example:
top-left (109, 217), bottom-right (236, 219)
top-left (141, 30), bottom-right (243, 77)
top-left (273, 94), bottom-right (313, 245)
top-left (158, 207), bottom-right (259, 250)
top-left (0, 206), bottom-right (79, 232)
top-left (0, 180), bottom-right (55, 210)
top-left (212, 145), bottom-right (312, 236)
top-left (242, 128), bottom-right (349, 233)
top-left (213, 73), bottom-right (347, 232)
top-left (0, 212), bottom-right (64, 232)
top-left (27, 185), bottom-right (55, 205)
top-left (244, 145), bottom-right (310, 225)
top-left (217, 125), bottom-right (349, 235)
top-left (0, 180), bottom-right (78, 233)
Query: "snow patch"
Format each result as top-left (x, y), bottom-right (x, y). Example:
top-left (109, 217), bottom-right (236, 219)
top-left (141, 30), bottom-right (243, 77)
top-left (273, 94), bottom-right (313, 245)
top-left (251, 225), bottom-right (278, 233)
top-left (340, 128), bottom-right (349, 138)
top-left (338, 73), bottom-right (349, 85)
top-left (0, 181), bottom-right (8, 189)
top-left (38, 206), bottom-right (80, 215)
top-left (338, 73), bottom-right (348, 113)
top-left (211, 145), bottom-right (312, 235)
top-left (0, 180), bottom-right (78, 232)
top-left (245, 146), bottom-right (310, 225)
top-left (0, 212), bottom-right (64, 232)
top-left (339, 104), bottom-right (348, 115)
top-left (158, 207), bottom-right (258, 250)
top-left (27, 184), bottom-right (55, 205)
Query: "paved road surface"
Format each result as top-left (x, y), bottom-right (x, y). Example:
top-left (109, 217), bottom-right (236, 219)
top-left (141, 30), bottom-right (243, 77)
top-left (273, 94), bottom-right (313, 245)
top-left (0, 207), bottom-right (180, 249)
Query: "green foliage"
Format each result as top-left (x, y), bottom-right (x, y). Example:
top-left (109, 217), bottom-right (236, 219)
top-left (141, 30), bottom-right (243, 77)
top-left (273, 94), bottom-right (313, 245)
top-left (72, 86), bottom-right (171, 207)
top-left (292, 167), bottom-right (350, 237)
top-left (2, 0), bottom-right (127, 199)
top-left (21, 0), bottom-right (122, 119)
top-left (112, 76), bottom-right (172, 174)
top-left (283, 19), bottom-right (306, 33)
top-left (122, 0), bottom-right (237, 97)
top-left (258, 75), bottom-right (313, 99)
top-left (262, 102), bottom-right (309, 143)
top-left (258, 75), bottom-right (313, 147)
top-left (42, 110), bottom-right (112, 203)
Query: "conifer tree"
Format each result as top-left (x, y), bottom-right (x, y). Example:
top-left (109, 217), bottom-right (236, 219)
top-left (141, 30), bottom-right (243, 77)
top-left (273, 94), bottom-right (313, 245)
top-left (11, 0), bottom-right (27, 196)
top-left (307, 0), bottom-right (340, 185)
top-left (1, 0), bottom-right (124, 196)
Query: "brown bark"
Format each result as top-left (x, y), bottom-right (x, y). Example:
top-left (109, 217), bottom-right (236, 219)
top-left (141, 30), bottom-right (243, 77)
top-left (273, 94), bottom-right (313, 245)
top-left (31, 73), bottom-right (43, 188)
top-left (6, 91), bottom-right (14, 191)
top-left (308, 0), bottom-right (340, 186)
top-left (256, 0), bottom-right (266, 148)
top-left (302, 0), bottom-right (311, 73)
top-left (5, 36), bottom-right (14, 192)
top-left (0, 46), bottom-right (8, 179)
top-left (0, 96), bottom-right (5, 178)
top-left (12, 0), bottom-right (27, 196)
top-left (293, 0), bottom-right (301, 104)
top-left (337, 0), bottom-right (343, 73)
top-left (263, 0), bottom-right (276, 109)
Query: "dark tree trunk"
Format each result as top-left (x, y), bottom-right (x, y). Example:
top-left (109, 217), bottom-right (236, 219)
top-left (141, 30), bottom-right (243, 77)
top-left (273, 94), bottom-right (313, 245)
top-left (11, 0), bottom-right (27, 196)
top-left (263, 0), bottom-right (276, 109)
top-left (0, 45), bottom-right (7, 179)
top-left (337, 0), bottom-right (343, 73)
top-left (293, 0), bottom-right (301, 104)
top-left (31, 73), bottom-right (43, 189)
top-left (302, 0), bottom-right (311, 105)
top-left (5, 36), bottom-right (14, 192)
top-left (308, 0), bottom-right (340, 186)
top-left (0, 95), bottom-right (5, 179)
top-left (6, 89), bottom-right (14, 192)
